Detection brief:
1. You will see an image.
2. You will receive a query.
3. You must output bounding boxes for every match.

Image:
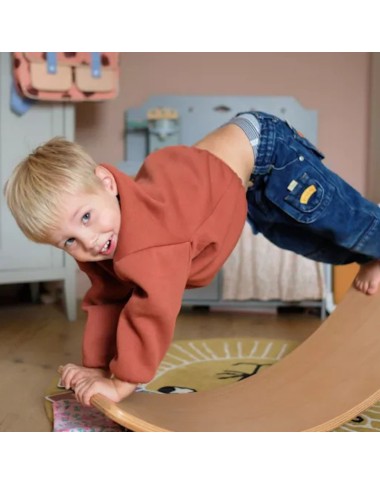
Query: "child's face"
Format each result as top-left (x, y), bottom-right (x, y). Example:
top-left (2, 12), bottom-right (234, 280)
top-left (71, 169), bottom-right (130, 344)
top-left (51, 167), bottom-right (121, 262)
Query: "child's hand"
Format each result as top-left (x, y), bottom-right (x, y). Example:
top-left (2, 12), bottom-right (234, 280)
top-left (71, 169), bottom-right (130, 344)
top-left (72, 375), bottom-right (137, 406)
top-left (58, 363), bottom-right (110, 391)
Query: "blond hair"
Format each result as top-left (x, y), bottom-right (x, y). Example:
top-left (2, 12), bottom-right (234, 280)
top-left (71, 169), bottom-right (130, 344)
top-left (4, 137), bottom-right (103, 243)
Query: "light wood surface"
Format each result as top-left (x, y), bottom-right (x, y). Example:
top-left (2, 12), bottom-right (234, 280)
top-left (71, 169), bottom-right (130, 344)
top-left (92, 287), bottom-right (380, 432)
top-left (0, 302), bottom-right (83, 431)
top-left (0, 297), bottom-right (320, 431)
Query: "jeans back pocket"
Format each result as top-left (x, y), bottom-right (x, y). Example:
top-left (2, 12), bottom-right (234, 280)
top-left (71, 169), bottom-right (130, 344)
top-left (265, 162), bottom-right (335, 224)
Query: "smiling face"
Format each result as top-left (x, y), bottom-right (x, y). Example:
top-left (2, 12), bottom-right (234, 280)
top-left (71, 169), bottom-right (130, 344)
top-left (51, 166), bottom-right (121, 262)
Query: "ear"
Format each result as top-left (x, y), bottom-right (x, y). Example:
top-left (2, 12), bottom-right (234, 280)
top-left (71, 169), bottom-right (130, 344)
top-left (95, 166), bottom-right (118, 196)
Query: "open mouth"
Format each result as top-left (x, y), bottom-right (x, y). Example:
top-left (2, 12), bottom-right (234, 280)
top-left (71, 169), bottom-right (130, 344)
top-left (100, 237), bottom-right (112, 255)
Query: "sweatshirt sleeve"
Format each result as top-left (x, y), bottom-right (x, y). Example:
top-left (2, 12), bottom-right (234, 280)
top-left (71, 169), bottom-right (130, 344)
top-left (109, 242), bottom-right (191, 383)
top-left (77, 261), bottom-right (134, 370)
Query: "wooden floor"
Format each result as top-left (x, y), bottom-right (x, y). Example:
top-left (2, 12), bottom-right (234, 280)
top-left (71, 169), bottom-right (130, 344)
top-left (0, 300), bottom-right (321, 431)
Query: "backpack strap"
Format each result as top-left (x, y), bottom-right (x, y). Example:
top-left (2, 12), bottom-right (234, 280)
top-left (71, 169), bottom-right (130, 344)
top-left (46, 52), bottom-right (58, 74)
top-left (91, 52), bottom-right (101, 78)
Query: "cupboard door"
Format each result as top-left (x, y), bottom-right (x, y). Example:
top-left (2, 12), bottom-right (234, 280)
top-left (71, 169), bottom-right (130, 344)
top-left (0, 53), bottom-right (72, 272)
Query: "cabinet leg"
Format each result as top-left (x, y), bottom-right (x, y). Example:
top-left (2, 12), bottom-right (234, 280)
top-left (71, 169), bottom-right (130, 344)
top-left (192, 305), bottom-right (210, 312)
top-left (29, 282), bottom-right (40, 303)
top-left (63, 275), bottom-right (77, 322)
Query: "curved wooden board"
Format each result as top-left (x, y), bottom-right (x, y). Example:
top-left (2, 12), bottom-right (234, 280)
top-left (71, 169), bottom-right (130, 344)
top-left (92, 287), bottom-right (380, 431)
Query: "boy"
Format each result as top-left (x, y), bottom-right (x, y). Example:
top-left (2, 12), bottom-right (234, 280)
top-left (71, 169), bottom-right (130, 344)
top-left (4, 111), bottom-right (380, 406)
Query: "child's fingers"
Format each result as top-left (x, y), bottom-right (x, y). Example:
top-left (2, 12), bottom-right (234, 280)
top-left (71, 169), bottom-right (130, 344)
top-left (74, 379), bottom-right (94, 406)
top-left (58, 363), bottom-right (76, 376)
top-left (59, 364), bottom-right (80, 389)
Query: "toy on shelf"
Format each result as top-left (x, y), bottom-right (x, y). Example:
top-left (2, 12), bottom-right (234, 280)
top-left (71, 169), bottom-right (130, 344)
top-left (126, 107), bottom-right (180, 154)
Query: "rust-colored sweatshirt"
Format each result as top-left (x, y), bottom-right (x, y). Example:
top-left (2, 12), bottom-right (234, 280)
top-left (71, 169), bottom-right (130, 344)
top-left (77, 146), bottom-right (247, 383)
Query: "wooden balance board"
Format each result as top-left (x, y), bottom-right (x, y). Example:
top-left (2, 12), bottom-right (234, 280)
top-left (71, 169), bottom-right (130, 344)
top-left (92, 287), bottom-right (380, 431)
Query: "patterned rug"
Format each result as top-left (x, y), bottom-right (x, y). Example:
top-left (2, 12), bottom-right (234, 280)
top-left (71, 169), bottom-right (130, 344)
top-left (46, 337), bottom-right (380, 431)
top-left (140, 337), bottom-right (380, 432)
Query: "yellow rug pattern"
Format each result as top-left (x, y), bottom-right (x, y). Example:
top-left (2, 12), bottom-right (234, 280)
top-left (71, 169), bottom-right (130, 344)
top-left (139, 337), bottom-right (380, 432)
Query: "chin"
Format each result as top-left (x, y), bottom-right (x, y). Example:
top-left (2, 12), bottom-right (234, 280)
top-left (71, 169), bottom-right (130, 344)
top-left (100, 255), bottom-right (114, 261)
top-left (88, 255), bottom-right (112, 262)
top-left (77, 255), bottom-right (111, 263)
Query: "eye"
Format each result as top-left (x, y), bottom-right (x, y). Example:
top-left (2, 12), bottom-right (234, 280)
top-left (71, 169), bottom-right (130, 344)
top-left (64, 238), bottom-right (75, 248)
top-left (82, 212), bottom-right (90, 224)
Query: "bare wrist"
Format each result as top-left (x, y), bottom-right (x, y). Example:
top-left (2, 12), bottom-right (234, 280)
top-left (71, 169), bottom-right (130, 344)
top-left (111, 377), bottom-right (138, 398)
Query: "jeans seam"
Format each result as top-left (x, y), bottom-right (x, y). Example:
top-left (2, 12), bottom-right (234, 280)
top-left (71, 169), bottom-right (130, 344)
top-left (332, 179), bottom-right (374, 217)
top-left (354, 217), bottom-right (379, 252)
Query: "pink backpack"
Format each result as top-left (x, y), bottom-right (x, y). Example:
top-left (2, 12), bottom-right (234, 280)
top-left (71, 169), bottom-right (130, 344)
top-left (13, 52), bottom-right (119, 102)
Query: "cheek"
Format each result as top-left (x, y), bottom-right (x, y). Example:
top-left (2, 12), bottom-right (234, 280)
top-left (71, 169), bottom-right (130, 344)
top-left (65, 248), bottom-right (77, 259)
top-left (108, 203), bottom-right (121, 230)
top-left (114, 212), bottom-right (121, 232)
top-left (72, 252), bottom-right (89, 263)
top-left (65, 245), bottom-right (83, 259)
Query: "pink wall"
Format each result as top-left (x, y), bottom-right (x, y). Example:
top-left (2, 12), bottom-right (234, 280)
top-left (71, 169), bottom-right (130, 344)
top-left (76, 52), bottom-right (370, 192)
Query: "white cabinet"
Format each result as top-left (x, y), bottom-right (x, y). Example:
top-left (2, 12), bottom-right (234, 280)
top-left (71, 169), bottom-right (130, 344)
top-left (0, 53), bottom-right (76, 321)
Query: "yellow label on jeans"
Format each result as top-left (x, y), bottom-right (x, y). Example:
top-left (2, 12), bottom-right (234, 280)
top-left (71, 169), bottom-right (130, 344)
top-left (287, 180), bottom-right (298, 191)
top-left (300, 184), bottom-right (317, 204)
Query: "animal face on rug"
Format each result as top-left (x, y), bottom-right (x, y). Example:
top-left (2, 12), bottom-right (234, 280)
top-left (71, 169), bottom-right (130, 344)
top-left (157, 386), bottom-right (196, 394)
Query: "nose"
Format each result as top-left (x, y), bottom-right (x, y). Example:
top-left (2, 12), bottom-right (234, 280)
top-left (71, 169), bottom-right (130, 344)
top-left (82, 233), bottom-right (99, 251)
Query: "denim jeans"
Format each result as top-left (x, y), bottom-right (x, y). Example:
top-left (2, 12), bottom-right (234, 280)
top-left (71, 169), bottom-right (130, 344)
top-left (244, 111), bottom-right (380, 265)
